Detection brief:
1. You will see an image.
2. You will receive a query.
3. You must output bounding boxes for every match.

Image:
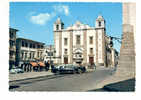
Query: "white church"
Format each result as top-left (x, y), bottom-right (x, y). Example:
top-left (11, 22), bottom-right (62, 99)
top-left (53, 15), bottom-right (118, 67)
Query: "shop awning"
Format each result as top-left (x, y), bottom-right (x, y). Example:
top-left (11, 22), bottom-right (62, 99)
top-left (38, 62), bottom-right (45, 67)
top-left (30, 62), bottom-right (38, 67)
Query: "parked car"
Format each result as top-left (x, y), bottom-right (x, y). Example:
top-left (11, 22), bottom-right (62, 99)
top-left (52, 64), bottom-right (86, 74)
top-left (9, 67), bottom-right (24, 74)
top-left (59, 64), bottom-right (78, 74)
top-left (51, 65), bottom-right (63, 73)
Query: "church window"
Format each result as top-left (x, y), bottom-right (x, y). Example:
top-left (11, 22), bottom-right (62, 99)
top-left (76, 35), bottom-right (80, 45)
top-left (56, 25), bottom-right (59, 30)
top-left (89, 36), bottom-right (93, 44)
top-left (90, 48), bottom-right (93, 54)
top-left (99, 21), bottom-right (101, 27)
top-left (64, 49), bottom-right (68, 54)
top-left (61, 23), bottom-right (64, 29)
top-left (64, 38), bottom-right (68, 45)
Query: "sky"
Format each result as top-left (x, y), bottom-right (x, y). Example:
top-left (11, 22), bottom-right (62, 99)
top-left (10, 2), bottom-right (122, 52)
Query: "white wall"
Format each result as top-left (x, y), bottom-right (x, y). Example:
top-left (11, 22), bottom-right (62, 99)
top-left (86, 29), bottom-right (96, 63)
top-left (61, 31), bottom-right (70, 63)
top-left (98, 30), bottom-right (103, 63)
top-left (72, 30), bottom-right (84, 46)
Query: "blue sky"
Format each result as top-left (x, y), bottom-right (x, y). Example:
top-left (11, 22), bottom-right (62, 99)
top-left (10, 2), bottom-right (122, 52)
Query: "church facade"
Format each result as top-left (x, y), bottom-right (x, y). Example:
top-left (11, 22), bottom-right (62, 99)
top-left (54, 15), bottom-right (116, 67)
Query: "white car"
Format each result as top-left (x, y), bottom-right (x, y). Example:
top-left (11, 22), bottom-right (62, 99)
top-left (9, 68), bottom-right (24, 74)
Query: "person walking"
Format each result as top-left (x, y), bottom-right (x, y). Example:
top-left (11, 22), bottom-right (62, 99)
top-left (51, 64), bottom-right (55, 73)
top-left (45, 61), bottom-right (49, 71)
top-left (93, 63), bottom-right (96, 70)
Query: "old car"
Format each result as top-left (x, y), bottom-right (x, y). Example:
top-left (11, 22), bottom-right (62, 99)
top-left (9, 67), bottom-right (24, 74)
top-left (59, 64), bottom-right (78, 74)
top-left (52, 64), bottom-right (86, 74)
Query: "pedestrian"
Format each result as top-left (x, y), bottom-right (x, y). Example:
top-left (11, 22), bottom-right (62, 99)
top-left (21, 64), bottom-right (24, 71)
top-left (51, 64), bottom-right (55, 72)
top-left (29, 64), bottom-right (32, 72)
top-left (45, 61), bottom-right (49, 71)
top-left (93, 63), bottom-right (96, 70)
top-left (24, 64), bottom-right (26, 72)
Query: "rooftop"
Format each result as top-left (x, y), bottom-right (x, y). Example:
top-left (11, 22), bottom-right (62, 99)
top-left (17, 37), bottom-right (45, 45)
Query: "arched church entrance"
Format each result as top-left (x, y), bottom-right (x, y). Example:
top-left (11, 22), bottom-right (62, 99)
top-left (73, 48), bottom-right (83, 65)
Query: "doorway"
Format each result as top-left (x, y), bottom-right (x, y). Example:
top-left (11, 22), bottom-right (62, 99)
top-left (89, 57), bottom-right (94, 65)
top-left (64, 57), bottom-right (68, 64)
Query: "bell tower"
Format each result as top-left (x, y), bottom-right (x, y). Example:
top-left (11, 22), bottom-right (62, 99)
top-left (53, 17), bottom-right (64, 64)
top-left (95, 15), bottom-right (106, 67)
top-left (54, 17), bottom-right (64, 31)
top-left (95, 15), bottom-right (105, 29)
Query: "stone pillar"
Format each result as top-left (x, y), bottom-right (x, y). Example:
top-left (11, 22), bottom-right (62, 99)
top-left (83, 29), bottom-right (87, 66)
top-left (96, 30), bottom-right (98, 66)
top-left (69, 30), bottom-right (73, 64)
top-left (102, 29), bottom-right (106, 67)
top-left (59, 31), bottom-right (62, 64)
top-left (116, 3), bottom-right (136, 78)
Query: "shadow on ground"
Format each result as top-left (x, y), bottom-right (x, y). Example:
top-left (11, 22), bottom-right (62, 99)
top-left (88, 78), bottom-right (135, 92)
top-left (9, 85), bottom-right (20, 90)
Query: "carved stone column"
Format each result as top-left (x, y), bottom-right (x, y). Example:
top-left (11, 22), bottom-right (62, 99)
top-left (59, 31), bottom-right (62, 64)
top-left (69, 30), bottom-right (73, 64)
top-left (116, 3), bottom-right (136, 78)
top-left (95, 30), bottom-right (98, 66)
top-left (83, 29), bottom-right (87, 66)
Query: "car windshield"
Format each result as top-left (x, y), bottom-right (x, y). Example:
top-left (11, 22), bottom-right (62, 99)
top-left (59, 66), bottom-right (64, 68)
top-left (65, 64), bottom-right (74, 68)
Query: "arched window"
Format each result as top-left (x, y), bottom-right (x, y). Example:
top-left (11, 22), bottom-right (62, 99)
top-left (56, 25), bottom-right (59, 30)
top-left (61, 23), bottom-right (64, 29)
top-left (99, 21), bottom-right (101, 27)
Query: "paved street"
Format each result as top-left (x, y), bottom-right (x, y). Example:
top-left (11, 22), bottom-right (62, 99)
top-left (9, 67), bottom-right (114, 91)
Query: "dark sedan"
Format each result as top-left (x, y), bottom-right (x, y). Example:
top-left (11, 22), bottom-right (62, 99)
top-left (52, 64), bottom-right (86, 74)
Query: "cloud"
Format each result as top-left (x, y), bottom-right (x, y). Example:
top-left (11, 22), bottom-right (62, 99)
top-left (53, 5), bottom-right (69, 16)
top-left (30, 13), bottom-right (52, 25)
top-left (29, 5), bottom-right (70, 25)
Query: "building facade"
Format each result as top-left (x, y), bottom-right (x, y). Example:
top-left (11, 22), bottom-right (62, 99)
top-left (54, 15), bottom-right (116, 67)
top-left (9, 28), bottom-right (18, 70)
top-left (43, 45), bottom-right (56, 64)
top-left (16, 38), bottom-right (45, 67)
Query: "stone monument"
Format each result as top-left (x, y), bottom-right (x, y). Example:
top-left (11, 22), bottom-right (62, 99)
top-left (116, 3), bottom-right (136, 78)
